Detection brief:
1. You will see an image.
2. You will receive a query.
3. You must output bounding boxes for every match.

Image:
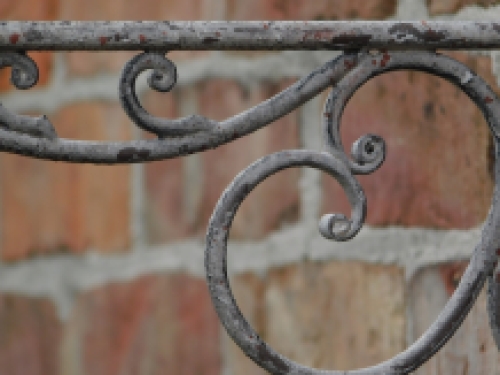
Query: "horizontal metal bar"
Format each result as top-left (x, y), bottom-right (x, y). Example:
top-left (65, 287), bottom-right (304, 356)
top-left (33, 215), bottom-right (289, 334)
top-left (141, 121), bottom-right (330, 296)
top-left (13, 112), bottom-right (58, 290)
top-left (1, 21), bottom-right (500, 51)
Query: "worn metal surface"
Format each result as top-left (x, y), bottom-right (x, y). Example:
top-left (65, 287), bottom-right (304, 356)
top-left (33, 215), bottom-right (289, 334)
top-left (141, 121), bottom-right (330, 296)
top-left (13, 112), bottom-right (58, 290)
top-left (1, 20), bottom-right (500, 374)
top-left (2, 21), bottom-right (500, 50)
top-left (0, 51), bottom-right (359, 163)
top-left (206, 51), bottom-right (500, 374)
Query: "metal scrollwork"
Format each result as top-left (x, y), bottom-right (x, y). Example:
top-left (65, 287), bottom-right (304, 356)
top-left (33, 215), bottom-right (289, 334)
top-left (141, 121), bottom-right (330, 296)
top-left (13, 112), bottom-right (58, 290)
top-left (119, 52), bottom-right (217, 137)
top-left (0, 52), bottom-right (56, 139)
top-left (205, 50), bottom-right (500, 374)
top-left (1, 20), bottom-right (500, 374)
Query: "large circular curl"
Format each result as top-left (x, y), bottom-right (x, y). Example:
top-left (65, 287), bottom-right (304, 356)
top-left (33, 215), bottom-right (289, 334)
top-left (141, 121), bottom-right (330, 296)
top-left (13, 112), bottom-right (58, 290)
top-left (206, 50), bottom-right (500, 374)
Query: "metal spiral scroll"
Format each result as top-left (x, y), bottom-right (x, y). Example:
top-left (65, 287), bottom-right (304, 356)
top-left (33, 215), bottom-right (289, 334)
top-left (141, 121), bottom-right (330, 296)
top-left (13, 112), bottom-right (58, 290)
top-left (0, 51), bottom-right (359, 162)
top-left (205, 51), bottom-right (500, 375)
top-left (1, 47), bottom-right (500, 373)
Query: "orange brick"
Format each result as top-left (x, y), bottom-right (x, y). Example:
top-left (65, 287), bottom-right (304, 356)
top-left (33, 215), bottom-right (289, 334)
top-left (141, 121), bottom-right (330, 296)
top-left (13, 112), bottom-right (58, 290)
top-left (428, 0), bottom-right (500, 15)
top-left (227, 0), bottom-right (397, 20)
top-left (0, 102), bottom-right (132, 261)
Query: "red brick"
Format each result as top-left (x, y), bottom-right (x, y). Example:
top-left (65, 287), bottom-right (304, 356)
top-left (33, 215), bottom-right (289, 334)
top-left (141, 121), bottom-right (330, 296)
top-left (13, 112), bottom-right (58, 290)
top-left (61, 273), bottom-right (221, 375)
top-left (59, 0), bottom-right (220, 77)
top-left (0, 0), bottom-right (58, 91)
top-left (227, 0), bottom-right (397, 20)
top-left (0, 102), bottom-right (132, 261)
top-left (410, 263), bottom-right (500, 374)
top-left (427, 0), bottom-right (500, 15)
top-left (199, 80), bottom-right (300, 240)
top-left (0, 294), bottom-right (62, 375)
top-left (321, 52), bottom-right (495, 229)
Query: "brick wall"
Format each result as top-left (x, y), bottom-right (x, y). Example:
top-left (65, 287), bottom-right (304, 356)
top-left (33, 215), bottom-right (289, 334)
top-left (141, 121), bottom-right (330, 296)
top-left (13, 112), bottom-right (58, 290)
top-left (0, 0), bottom-right (499, 374)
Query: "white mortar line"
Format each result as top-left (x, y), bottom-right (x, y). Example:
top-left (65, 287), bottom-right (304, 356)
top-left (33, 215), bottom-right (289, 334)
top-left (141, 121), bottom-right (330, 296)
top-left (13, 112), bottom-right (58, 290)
top-left (394, 0), bottom-right (429, 20)
top-left (298, 95), bottom-right (324, 224)
top-left (0, 224), bottom-right (482, 320)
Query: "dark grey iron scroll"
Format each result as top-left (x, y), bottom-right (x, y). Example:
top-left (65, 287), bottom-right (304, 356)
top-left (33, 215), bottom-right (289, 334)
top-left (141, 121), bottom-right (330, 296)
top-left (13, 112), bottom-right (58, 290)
top-left (2, 21), bottom-right (500, 374)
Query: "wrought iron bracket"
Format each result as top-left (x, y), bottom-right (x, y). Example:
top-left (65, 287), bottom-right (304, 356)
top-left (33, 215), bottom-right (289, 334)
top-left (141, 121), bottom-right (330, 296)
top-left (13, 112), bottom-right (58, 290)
top-left (1, 21), bottom-right (500, 374)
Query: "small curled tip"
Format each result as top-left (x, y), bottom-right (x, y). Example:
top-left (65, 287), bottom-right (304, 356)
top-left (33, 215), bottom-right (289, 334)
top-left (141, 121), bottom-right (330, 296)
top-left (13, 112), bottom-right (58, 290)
top-left (350, 134), bottom-right (386, 174)
top-left (119, 52), bottom-right (216, 137)
top-left (146, 56), bottom-right (177, 92)
top-left (319, 213), bottom-right (354, 241)
top-left (0, 53), bottom-right (57, 140)
top-left (8, 53), bottom-right (38, 90)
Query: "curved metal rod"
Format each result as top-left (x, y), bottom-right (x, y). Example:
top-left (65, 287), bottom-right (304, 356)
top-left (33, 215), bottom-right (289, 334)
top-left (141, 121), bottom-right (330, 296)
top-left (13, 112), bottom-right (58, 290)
top-left (119, 52), bottom-right (217, 137)
top-left (0, 51), bottom-right (360, 163)
top-left (0, 52), bottom-right (56, 139)
top-left (323, 50), bottom-right (500, 174)
top-left (205, 50), bottom-right (500, 374)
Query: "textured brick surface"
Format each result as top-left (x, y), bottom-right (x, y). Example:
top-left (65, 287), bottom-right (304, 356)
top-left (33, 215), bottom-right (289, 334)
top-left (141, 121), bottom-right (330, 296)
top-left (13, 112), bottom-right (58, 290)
top-left (61, 273), bottom-right (221, 375)
top-left (427, 0), bottom-right (500, 15)
top-left (410, 263), bottom-right (500, 374)
top-left (226, 262), bottom-right (405, 373)
top-left (227, 0), bottom-right (397, 20)
top-left (0, 295), bottom-right (62, 375)
top-left (0, 102), bottom-right (132, 261)
top-left (144, 80), bottom-right (300, 244)
top-left (322, 53), bottom-right (495, 229)
top-left (0, 0), bottom-right (57, 91)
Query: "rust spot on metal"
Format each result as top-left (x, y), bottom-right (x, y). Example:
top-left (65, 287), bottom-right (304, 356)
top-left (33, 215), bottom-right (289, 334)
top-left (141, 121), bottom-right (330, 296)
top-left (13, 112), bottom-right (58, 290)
top-left (485, 96), bottom-right (494, 103)
top-left (380, 53), bottom-right (390, 67)
top-left (344, 59), bottom-right (356, 69)
top-left (256, 343), bottom-right (289, 373)
top-left (99, 36), bottom-right (108, 45)
top-left (139, 34), bottom-right (147, 43)
top-left (9, 33), bottom-right (20, 44)
top-left (315, 30), bottom-right (333, 40)
top-left (439, 262), bottom-right (467, 296)
top-left (372, 59), bottom-right (377, 65)
top-left (496, 272), bottom-right (500, 283)
top-left (263, 23), bottom-right (269, 30)
top-left (496, 248), bottom-right (500, 256)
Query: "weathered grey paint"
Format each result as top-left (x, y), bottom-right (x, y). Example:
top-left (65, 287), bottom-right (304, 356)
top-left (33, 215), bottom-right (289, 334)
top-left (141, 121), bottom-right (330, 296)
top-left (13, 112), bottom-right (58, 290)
top-left (0, 19), bottom-right (499, 374)
top-left (205, 51), bottom-right (500, 374)
top-left (1, 21), bottom-right (500, 50)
